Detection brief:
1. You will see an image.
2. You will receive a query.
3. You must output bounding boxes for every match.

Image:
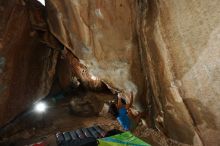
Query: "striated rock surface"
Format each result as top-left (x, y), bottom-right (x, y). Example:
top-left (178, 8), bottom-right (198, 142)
top-left (46, 0), bottom-right (147, 108)
top-left (136, 0), bottom-right (220, 145)
top-left (0, 0), bottom-right (59, 127)
top-left (0, 0), bottom-right (219, 145)
top-left (45, 0), bottom-right (220, 145)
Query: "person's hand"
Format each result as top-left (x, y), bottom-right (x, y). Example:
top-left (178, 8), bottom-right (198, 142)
top-left (117, 93), bottom-right (122, 99)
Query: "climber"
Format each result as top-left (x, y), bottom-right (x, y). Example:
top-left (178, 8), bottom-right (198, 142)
top-left (108, 92), bottom-right (142, 131)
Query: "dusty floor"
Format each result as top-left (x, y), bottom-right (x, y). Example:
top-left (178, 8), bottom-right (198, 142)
top-left (0, 106), bottom-right (191, 146)
top-left (133, 126), bottom-right (192, 146)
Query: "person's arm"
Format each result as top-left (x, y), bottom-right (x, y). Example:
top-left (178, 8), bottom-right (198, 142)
top-left (117, 96), bottom-right (123, 109)
top-left (126, 91), bottom-right (133, 109)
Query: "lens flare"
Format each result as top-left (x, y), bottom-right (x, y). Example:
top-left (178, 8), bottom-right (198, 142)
top-left (35, 102), bottom-right (47, 113)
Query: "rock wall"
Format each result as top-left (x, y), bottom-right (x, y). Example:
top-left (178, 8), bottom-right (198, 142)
top-left (45, 0), bottom-right (220, 145)
top-left (46, 0), bottom-right (147, 109)
top-left (0, 0), bottom-right (219, 145)
top-left (0, 0), bottom-right (58, 127)
top-left (136, 0), bottom-right (220, 145)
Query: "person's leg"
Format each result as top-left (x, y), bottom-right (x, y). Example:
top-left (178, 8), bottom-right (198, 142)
top-left (134, 113), bottom-right (142, 123)
top-left (128, 109), bottom-right (146, 123)
top-left (127, 108), bottom-right (136, 119)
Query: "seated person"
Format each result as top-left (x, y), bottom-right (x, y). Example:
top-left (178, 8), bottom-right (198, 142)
top-left (108, 92), bottom-right (142, 131)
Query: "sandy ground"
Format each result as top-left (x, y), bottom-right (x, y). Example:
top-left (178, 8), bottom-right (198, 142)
top-left (1, 106), bottom-right (191, 146)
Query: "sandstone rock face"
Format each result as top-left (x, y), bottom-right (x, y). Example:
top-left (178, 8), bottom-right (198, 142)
top-left (0, 0), bottom-right (58, 127)
top-left (0, 0), bottom-right (219, 145)
top-left (45, 0), bottom-right (220, 145)
top-left (136, 0), bottom-right (220, 145)
top-left (46, 0), bottom-right (147, 108)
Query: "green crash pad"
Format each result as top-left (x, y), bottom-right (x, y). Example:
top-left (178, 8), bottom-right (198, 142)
top-left (98, 131), bottom-right (151, 146)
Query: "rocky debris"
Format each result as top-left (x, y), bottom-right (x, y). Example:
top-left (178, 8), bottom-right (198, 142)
top-left (134, 125), bottom-right (192, 146)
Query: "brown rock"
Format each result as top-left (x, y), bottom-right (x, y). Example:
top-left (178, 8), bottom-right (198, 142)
top-left (0, 0), bottom-right (219, 145)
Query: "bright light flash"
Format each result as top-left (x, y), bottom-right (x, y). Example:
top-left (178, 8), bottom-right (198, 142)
top-left (35, 102), bottom-right (47, 113)
top-left (91, 74), bottom-right (97, 80)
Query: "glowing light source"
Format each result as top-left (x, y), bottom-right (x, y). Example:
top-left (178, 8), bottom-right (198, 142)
top-left (34, 102), bottom-right (47, 113)
top-left (91, 74), bottom-right (97, 80)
